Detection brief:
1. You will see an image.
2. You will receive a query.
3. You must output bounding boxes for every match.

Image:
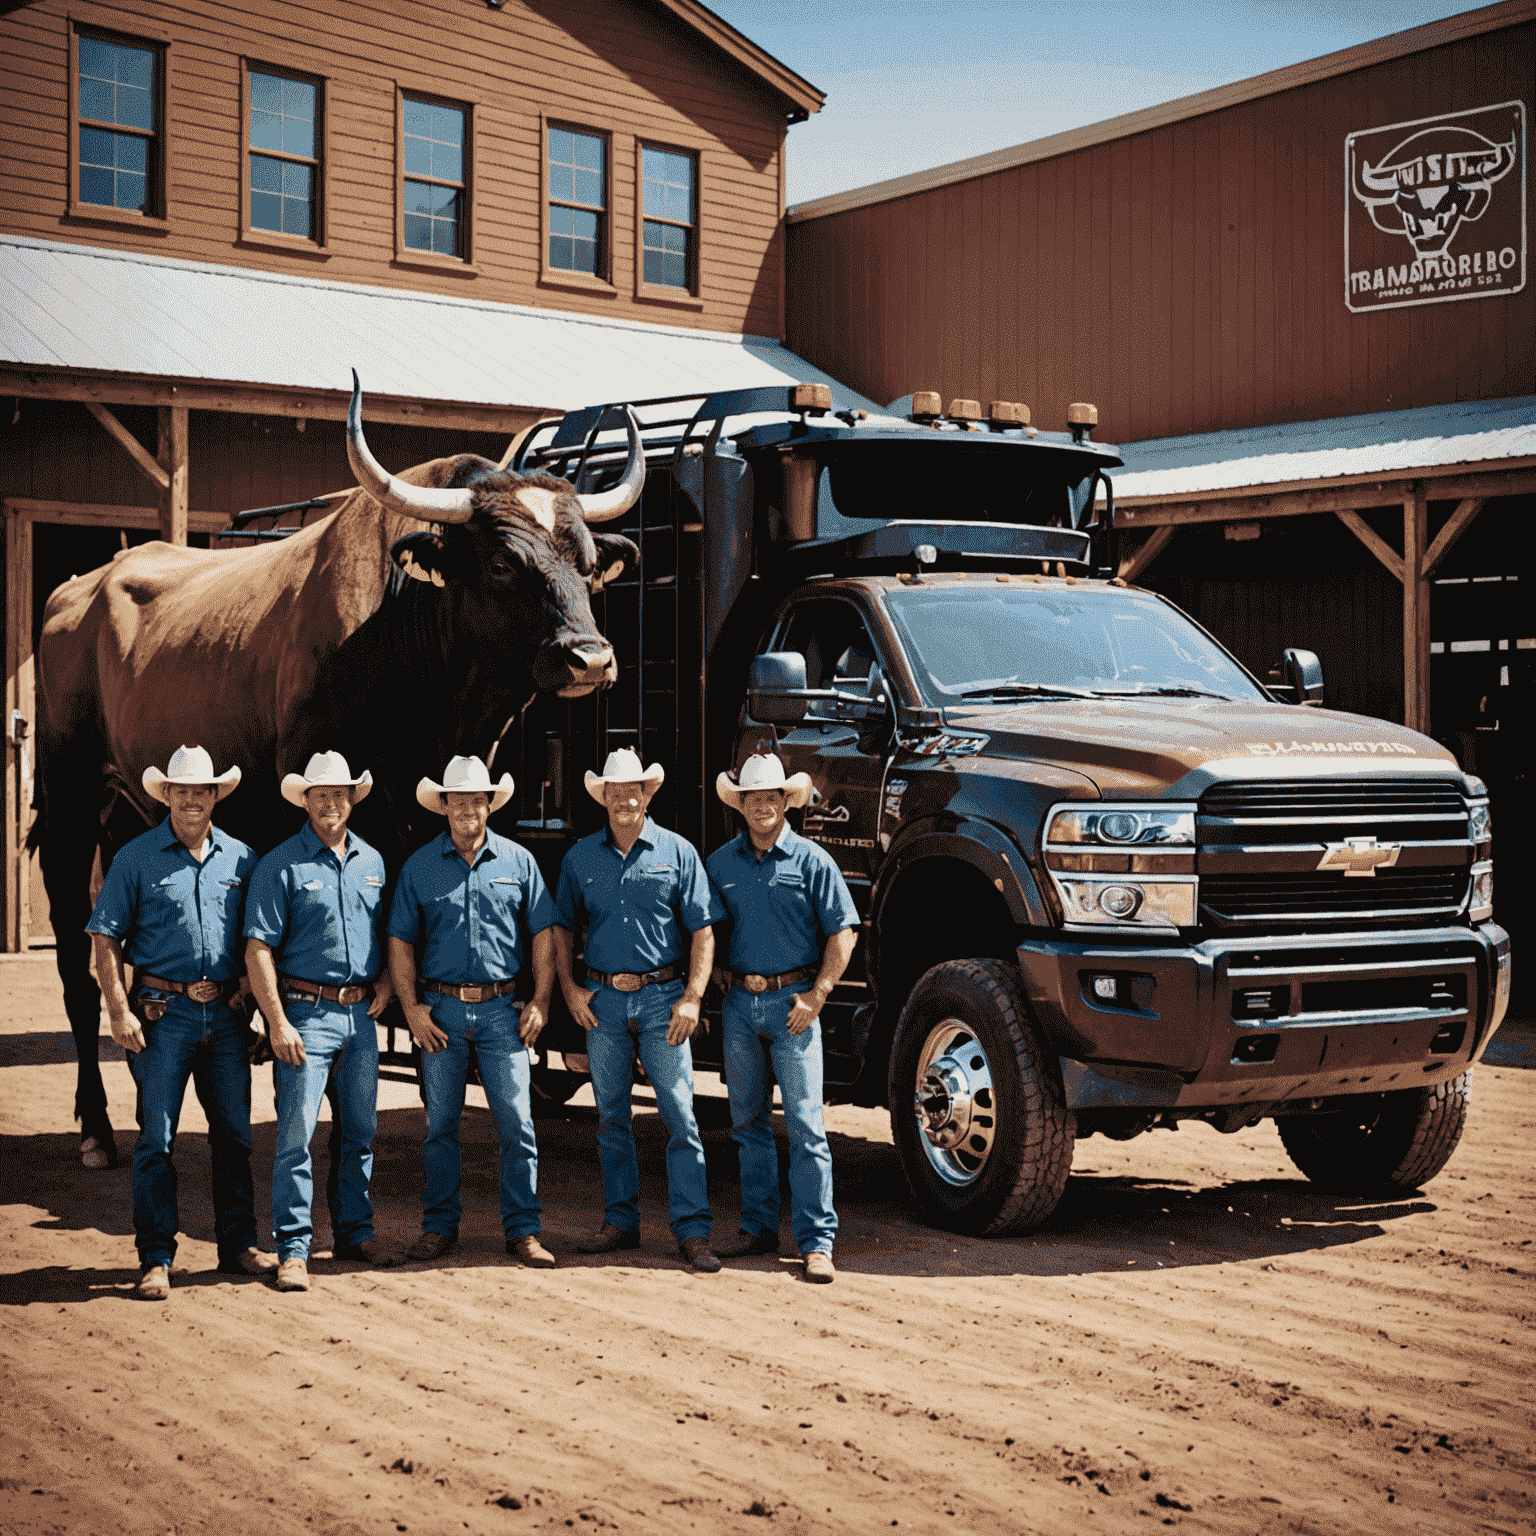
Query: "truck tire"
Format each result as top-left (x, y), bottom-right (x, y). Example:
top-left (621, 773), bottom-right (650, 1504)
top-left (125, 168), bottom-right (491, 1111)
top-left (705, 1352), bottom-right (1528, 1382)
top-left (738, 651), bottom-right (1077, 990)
top-left (888, 959), bottom-right (1075, 1235)
top-left (1278, 1070), bottom-right (1472, 1193)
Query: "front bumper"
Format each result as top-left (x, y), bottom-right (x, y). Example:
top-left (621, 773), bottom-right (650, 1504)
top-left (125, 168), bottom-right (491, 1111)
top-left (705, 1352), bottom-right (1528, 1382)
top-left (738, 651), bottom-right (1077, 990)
top-left (1017, 922), bottom-right (1510, 1112)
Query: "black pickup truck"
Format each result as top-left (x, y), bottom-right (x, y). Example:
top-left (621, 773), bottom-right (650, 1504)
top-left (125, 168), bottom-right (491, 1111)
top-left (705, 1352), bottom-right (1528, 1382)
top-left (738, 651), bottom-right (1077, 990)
top-left (454, 384), bottom-right (1513, 1234)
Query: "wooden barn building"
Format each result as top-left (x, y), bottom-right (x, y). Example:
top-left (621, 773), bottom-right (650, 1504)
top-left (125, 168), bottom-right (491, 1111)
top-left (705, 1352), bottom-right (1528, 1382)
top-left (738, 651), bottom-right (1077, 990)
top-left (786, 0), bottom-right (1534, 773)
top-left (0, 0), bottom-right (864, 947)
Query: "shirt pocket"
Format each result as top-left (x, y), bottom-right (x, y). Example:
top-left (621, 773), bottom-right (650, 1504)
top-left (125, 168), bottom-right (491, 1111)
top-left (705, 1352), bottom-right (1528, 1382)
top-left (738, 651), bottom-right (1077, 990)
top-left (768, 871), bottom-right (809, 905)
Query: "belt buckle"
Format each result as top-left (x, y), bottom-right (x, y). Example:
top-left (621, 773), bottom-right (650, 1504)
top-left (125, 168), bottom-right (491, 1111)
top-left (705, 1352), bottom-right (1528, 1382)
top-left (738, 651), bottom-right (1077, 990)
top-left (466, 985), bottom-right (490, 1003)
top-left (187, 980), bottom-right (221, 1004)
top-left (339, 986), bottom-right (365, 1006)
top-left (744, 974), bottom-right (768, 994)
top-left (613, 973), bottom-right (642, 993)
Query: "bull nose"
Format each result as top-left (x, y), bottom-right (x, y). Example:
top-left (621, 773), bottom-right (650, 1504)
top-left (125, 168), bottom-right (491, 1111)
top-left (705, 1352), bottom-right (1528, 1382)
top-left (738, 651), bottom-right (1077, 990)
top-left (566, 642), bottom-right (614, 684)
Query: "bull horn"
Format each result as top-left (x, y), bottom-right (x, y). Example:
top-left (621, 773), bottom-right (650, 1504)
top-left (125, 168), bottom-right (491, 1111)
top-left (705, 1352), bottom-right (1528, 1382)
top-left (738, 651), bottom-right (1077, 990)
top-left (1354, 154), bottom-right (1402, 200)
top-left (575, 405), bottom-right (646, 524)
top-left (347, 371), bottom-right (476, 523)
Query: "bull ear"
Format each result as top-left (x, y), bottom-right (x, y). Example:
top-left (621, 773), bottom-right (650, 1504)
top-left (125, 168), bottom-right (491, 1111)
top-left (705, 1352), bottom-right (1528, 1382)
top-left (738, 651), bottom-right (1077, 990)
top-left (590, 532), bottom-right (638, 593)
top-left (392, 531), bottom-right (447, 588)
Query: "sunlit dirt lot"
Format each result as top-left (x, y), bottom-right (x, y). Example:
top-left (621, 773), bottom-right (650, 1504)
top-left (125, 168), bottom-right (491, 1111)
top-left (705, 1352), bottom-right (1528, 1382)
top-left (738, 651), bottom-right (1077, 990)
top-left (3, 952), bottom-right (1533, 1535)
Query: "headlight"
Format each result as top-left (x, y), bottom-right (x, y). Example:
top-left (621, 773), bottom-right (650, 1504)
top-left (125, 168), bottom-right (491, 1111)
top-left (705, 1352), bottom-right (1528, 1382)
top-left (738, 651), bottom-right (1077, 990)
top-left (1468, 798), bottom-right (1491, 849)
top-left (1470, 861), bottom-right (1493, 923)
top-left (1043, 802), bottom-right (1198, 931)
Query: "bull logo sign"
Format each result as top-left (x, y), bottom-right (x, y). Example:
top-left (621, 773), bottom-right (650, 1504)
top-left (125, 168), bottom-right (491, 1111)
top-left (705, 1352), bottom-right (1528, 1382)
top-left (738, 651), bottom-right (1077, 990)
top-left (1345, 100), bottom-right (1525, 313)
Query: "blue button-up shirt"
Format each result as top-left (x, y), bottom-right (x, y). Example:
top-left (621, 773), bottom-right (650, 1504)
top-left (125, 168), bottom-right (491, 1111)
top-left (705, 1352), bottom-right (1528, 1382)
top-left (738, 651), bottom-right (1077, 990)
top-left (387, 830), bottom-right (554, 985)
top-left (705, 825), bottom-right (859, 976)
top-left (553, 818), bottom-right (723, 975)
top-left (85, 817), bottom-right (257, 982)
top-left (243, 823), bottom-right (387, 987)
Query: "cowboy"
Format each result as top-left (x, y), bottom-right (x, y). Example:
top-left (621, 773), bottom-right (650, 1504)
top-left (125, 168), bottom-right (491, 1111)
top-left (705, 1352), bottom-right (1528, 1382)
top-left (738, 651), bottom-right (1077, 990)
top-left (85, 746), bottom-right (272, 1300)
top-left (706, 755), bottom-right (859, 1284)
top-left (244, 751), bottom-right (399, 1292)
top-left (387, 756), bottom-right (558, 1269)
top-left (552, 749), bottom-right (726, 1272)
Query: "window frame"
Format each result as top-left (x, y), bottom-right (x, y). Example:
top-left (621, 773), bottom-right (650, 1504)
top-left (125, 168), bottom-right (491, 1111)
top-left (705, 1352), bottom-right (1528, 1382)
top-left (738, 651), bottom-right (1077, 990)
top-left (634, 139), bottom-right (704, 309)
top-left (239, 53), bottom-right (329, 254)
top-left (394, 83), bottom-right (477, 273)
top-left (540, 115), bottom-right (615, 296)
top-left (66, 12), bottom-right (172, 230)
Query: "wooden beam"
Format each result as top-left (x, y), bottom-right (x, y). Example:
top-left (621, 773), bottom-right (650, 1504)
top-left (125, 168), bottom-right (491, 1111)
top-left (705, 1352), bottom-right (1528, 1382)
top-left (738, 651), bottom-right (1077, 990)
top-left (1403, 491), bottom-right (1430, 735)
top-left (1420, 496), bottom-right (1485, 580)
top-left (1334, 508), bottom-right (1404, 584)
top-left (0, 367), bottom-right (551, 436)
top-left (4, 502), bottom-right (33, 951)
top-left (1114, 461), bottom-right (1536, 527)
top-left (5, 499), bottom-right (226, 533)
top-left (157, 406), bottom-right (189, 545)
top-left (83, 402), bottom-right (170, 491)
top-left (1118, 525), bottom-right (1177, 584)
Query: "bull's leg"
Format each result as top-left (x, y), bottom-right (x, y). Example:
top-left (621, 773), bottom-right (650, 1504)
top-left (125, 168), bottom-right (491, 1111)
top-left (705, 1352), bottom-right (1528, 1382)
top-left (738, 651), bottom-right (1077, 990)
top-left (39, 806), bottom-right (115, 1159)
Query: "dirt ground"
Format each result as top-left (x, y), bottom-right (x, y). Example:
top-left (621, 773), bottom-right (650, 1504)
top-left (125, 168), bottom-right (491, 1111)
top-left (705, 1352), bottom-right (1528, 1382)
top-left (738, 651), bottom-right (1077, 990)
top-left (2, 951), bottom-right (1532, 1536)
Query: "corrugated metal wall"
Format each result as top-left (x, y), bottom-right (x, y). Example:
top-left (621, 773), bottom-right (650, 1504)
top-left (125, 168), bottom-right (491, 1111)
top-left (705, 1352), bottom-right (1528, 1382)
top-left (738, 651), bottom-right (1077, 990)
top-left (785, 21), bottom-right (1535, 438)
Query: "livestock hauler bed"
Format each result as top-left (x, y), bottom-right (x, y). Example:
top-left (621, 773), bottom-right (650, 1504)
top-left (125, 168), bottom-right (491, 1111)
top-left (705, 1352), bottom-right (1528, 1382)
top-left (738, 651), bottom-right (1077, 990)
top-left (235, 384), bottom-right (1511, 1233)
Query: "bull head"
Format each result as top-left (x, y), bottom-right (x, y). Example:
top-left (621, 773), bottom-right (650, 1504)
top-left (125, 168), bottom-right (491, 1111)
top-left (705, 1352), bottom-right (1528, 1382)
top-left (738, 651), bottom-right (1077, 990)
top-left (1352, 126), bottom-right (1517, 257)
top-left (347, 374), bottom-right (642, 698)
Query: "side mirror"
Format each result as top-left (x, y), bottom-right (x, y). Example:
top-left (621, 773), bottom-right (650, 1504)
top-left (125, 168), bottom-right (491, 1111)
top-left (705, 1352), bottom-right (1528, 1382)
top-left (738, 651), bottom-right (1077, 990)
top-left (749, 651), bottom-right (810, 724)
top-left (1282, 647), bottom-right (1325, 707)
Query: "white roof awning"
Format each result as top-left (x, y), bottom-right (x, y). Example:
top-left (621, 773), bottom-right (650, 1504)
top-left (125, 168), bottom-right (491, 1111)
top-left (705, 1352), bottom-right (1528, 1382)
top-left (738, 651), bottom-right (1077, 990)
top-left (0, 234), bottom-right (879, 428)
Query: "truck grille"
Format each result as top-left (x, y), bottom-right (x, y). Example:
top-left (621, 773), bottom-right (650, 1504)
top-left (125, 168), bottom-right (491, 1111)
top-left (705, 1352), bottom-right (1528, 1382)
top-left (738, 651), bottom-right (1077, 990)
top-left (1199, 778), bottom-right (1469, 929)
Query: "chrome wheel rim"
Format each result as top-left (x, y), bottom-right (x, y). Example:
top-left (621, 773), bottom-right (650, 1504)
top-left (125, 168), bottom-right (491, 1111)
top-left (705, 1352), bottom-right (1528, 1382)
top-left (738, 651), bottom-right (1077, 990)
top-left (912, 1019), bottom-right (996, 1187)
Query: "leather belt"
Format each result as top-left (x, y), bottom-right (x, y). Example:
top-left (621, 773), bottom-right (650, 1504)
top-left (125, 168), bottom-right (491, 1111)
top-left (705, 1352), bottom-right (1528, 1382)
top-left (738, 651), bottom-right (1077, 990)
top-left (279, 974), bottom-right (375, 1007)
top-left (137, 973), bottom-right (239, 1006)
top-left (586, 962), bottom-right (683, 994)
top-left (723, 964), bottom-right (818, 995)
top-left (423, 977), bottom-right (517, 1004)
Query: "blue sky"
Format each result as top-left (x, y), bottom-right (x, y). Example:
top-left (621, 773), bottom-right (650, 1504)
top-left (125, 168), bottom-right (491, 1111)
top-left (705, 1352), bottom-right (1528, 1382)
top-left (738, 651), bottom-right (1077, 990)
top-left (705, 0), bottom-right (1498, 205)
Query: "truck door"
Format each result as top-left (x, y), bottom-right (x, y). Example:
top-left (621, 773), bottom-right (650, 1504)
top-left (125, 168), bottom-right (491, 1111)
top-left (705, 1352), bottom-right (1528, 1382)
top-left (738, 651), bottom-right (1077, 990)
top-left (753, 598), bottom-right (894, 952)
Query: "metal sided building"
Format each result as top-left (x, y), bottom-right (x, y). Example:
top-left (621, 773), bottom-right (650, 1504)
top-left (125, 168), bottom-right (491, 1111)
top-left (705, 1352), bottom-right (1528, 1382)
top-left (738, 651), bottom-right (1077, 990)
top-left (0, 0), bottom-right (868, 948)
top-left (784, 1), bottom-right (1535, 778)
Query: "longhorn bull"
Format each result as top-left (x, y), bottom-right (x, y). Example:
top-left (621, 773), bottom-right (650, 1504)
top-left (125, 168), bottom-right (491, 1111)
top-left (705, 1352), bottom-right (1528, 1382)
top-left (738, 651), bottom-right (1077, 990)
top-left (32, 374), bottom-right (644, 1153)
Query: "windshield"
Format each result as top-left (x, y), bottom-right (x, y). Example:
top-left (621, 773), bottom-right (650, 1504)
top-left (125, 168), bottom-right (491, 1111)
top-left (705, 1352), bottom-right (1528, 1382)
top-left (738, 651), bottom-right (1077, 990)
top-left (883, 586), bottom-right (1266, 702)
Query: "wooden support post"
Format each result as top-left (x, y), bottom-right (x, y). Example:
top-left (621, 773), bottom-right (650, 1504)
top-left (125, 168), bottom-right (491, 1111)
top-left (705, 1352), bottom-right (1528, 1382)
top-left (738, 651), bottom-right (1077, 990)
top-left (157, 405), bottom-right (189, 545)
top-left (1118, 525), bottom-right (1177, 584)
top-left (5, 502), bottom-right (36, 951)
top-left (84, 403), bottom-right (170, 491)
top-left (1403, 488), bottom-right (1430, 734)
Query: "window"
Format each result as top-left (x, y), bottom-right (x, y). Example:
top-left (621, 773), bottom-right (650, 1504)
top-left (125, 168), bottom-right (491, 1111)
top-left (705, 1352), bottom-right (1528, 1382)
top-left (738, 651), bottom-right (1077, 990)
top-left (640, 145), bottom-right (696, 291)
top-left (71, 27), bottom-right (167, 221)
top-left (244, 67), bottom-right (321, 241)
top-left (402, 96), bottom-right (467, 259)
top-left (547, 125), bottom-right (606, 278)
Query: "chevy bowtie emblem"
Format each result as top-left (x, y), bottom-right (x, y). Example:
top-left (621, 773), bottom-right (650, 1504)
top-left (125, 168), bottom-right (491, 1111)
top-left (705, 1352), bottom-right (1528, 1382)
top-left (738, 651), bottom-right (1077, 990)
top-left (1317, 836), bottom-right (1402, 877)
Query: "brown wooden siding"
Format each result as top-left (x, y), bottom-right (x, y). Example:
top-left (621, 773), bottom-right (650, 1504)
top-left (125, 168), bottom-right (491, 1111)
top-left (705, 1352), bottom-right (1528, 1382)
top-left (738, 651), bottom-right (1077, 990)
top-left (0, 0), bottom-right (789, 340)
top-left (786, 23), bottom-right (1536, 436)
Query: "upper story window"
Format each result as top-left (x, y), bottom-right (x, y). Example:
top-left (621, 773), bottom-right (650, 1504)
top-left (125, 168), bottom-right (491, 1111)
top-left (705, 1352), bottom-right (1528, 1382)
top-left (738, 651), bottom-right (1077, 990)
top-left (640, 145), bottom-right (696, 291)
top-left (248, 69), bottom-right (319, 239)
top-left (75, 33), bottom-right (160, 215)
top-left (547, 126), bottom-right (606, 277)
top-left (402, 96), bottom-right (467, 258)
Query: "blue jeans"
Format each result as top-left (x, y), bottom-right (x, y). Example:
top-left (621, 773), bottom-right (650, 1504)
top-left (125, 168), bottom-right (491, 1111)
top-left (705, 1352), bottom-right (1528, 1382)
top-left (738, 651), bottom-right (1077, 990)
top-left (586, 978), bottom-right (712, 1242)
top-left (271, 999), bottom-right (379, 1261)
top-left (419, 994), bottom-right (540, 1240)
top-left (722, 985), bottom-right (836, 1255)
top-left (126, 994), bottom-right (255, 1269)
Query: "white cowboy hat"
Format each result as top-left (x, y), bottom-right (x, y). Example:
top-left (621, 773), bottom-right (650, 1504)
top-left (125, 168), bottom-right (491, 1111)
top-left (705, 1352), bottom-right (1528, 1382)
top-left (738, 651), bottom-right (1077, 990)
top-left (142, 745), bottom-right (242, 805)
top-left (715, 753), bottom-right (812, 812)
top-left (583, 747), bottom-right (665, 805)
top-left (280, 750), bottom-right (373, 809)
top-left (416, 754), bottom-right (514, 815)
